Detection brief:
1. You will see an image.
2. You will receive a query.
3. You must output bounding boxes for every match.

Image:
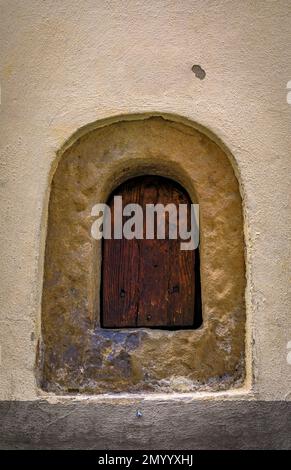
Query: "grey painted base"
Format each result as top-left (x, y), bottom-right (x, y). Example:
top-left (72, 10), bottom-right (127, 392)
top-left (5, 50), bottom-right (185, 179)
top-left (0, 400), bottom-right (290, 449)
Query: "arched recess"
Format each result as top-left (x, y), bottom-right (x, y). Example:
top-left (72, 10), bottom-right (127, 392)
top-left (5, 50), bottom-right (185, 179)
top-left (40, 115), bottom-right (246, 394)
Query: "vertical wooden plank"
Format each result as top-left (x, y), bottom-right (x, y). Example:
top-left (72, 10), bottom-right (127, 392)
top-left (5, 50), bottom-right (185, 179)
top-left (137, 177), bottom-right (171, 326)
top-left (166, 185), bottom-right (195, 327)
top-left (102, 181), bottom-right (140, 327)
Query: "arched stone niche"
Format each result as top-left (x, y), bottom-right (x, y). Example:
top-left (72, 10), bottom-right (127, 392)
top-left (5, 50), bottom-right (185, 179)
top-left (40, 116), bottom-right (246, 393)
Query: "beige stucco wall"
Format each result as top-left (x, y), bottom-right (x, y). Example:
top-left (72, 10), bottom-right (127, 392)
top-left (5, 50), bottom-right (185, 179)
top-left (0, 0), bottom-right (290, 404)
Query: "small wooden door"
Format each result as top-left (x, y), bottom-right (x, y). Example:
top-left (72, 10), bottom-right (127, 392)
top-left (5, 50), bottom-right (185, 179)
top-left (102, 176), bottom-right (196, 328)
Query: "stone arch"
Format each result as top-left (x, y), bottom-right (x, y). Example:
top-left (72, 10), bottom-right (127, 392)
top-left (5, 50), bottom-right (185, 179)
top-left (40, 115), bottom-right (246, 393)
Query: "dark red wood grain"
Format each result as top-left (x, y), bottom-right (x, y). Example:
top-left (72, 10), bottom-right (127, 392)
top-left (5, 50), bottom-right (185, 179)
top-left (102, 176), bottom-right (196, 328)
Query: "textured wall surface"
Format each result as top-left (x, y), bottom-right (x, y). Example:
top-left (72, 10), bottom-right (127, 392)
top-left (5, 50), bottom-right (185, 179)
top-left (0, 0), bottom-right (290, 449)
top-left (0, 400), bottom-right (290, 449)
top-left (41, 117), bottom-right (245, 393)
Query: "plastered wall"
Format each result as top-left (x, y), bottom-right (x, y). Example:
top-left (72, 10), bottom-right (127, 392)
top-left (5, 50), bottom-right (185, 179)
top-left (0, 0), bottom-right (290, 407)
